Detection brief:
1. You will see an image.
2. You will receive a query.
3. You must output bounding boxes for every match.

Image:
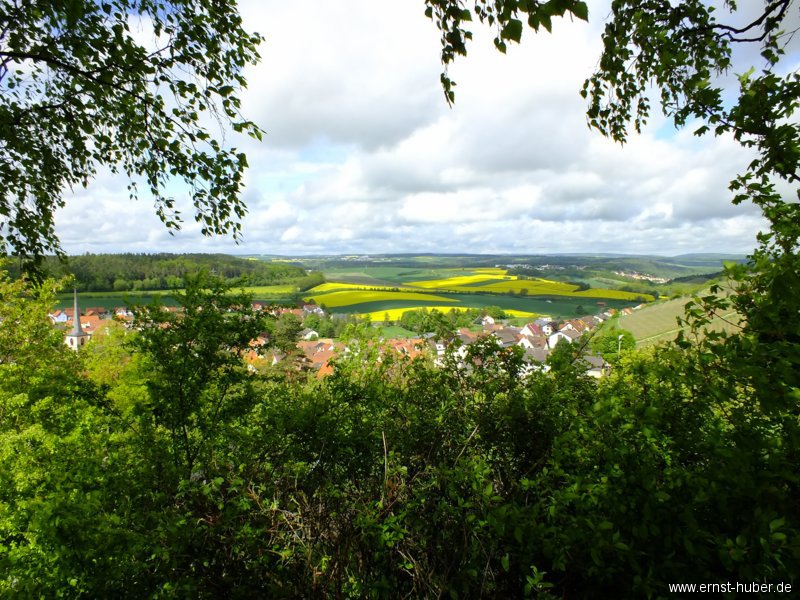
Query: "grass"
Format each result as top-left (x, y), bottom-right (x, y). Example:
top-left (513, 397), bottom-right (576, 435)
top-left (58, 283), bottom-right (300, 310)
top-left (619, 288), bottom-right (742, 346)
top-left (359, 306), bottom-right (470, 321)
top-left (377, 325), bottom-right (424, 338)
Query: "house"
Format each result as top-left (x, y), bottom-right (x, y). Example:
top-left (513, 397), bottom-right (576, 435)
top-left (457, 327), bottom-right (480, 345)
top-left (84, 307), bottom-right (109, 318)
top-left (481, 315), bottom-right (495, 326)
top-left (114, 307), bottom-right (134, 321)
top-left (302, 304), bottom-right (325, 316)
top-left (534, 318), bottom-right (556, 336)
top-left (78, 314), bottom-right (107, 335)
top-left (493, 329), bottom-right (521, 348)
top-left (580, 354), bottom-right (610, 378)
top-left (561, 319), bottom-right (588, 334)
top-left (49, 309), bottom-right (71, 324)
top-left (520, 322), bottom-right (543, 337)
top-left (296, 338), bottom-right (342, 378)
top-left (521, 347), bottom-right (551, 374)
top-left (384, 338), bottom-right (425, 359)
top-left (583, 316), bottom-right (603, 328)
top-left (548, 328), bottom-right (581, 348)
top-left (517, 334), bottom-right (547, 350)
top-left (427, 336), bottom-right (448, 358)
top-left (299, 328), bottom-right (319, 341)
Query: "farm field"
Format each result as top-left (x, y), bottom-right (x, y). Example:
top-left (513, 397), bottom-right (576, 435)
top-left (619, 290), bottom-right (742, 346)
top-left (305, 268), bottom-right (651, 321)
top-left (61, 265), bottom-right (653, 323)
top-left (360, 306), bottom-right (540, 321)
top-left (56, 283), bottom-right (299, 310)
top-left (319, 268), bottom-right (652, 300)
top-left (305, 290), bottom-right (457, 309)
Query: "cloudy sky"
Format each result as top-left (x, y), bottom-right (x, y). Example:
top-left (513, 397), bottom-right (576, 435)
top-left (56, 0), bottom-right (787, 256)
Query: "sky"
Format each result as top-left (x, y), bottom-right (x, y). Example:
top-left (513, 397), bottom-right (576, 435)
top-left (55, 0), bottom-right (789, 257)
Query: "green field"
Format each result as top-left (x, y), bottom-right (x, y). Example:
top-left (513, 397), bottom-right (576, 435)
top-left (56, 283), bottom-right (299, 310)
top-left (619, 292), bottom-right (742, 346)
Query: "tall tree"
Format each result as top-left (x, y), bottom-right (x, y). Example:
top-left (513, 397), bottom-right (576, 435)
top-left (0, 1), bottom-right (262, 268)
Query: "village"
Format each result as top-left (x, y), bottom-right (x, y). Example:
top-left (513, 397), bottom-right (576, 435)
top-left (52, 290), bottom-right (626, 379)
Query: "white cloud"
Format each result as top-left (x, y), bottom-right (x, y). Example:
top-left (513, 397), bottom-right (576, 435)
top-left (54, 0), bottom-right (774, 257)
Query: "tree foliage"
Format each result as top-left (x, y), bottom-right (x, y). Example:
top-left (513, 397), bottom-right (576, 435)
top-left (0, 0), bottom-right (262, 268)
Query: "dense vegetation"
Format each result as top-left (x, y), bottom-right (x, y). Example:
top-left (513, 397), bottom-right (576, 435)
top-left (4, 254), bottom-right (318, 292)
top-left (1, 271), bottom-right (797, 597)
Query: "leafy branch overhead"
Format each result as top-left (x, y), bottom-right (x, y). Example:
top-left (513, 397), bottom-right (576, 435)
top-left (423, 0), bottom-right (590, 104)
top-left (425, 0), bottom-right (800, 411)
top-left (0, 0), bottom-right (263, 268)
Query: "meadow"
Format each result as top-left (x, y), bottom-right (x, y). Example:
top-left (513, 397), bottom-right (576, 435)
top-left (55, 283), bottom-right (298, 310)
top-left (617, 288), bottom-right (742, 345)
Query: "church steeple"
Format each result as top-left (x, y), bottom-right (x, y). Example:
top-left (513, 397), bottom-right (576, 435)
top-left (70, 288), bottom-right (85, 336)
top-left (65, 289), bottom-right (90, 350)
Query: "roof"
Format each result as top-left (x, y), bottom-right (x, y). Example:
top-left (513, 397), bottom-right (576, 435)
top-left (524, 347), bottom-right (550, 363)
top-left (493, 329), bottom-right (520, 346)
top-left (581, 354), bottom-right (608, 369)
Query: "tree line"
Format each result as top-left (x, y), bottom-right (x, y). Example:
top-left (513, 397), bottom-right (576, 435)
top-left (4, 254), bottom-right (314, 292)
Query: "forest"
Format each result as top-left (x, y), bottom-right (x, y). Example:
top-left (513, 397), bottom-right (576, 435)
top-left (3, 254), bottom-right (315, 292)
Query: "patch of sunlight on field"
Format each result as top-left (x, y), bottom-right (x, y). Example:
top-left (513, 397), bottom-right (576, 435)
top-left (460, 278), bottom-right (576, 294)
top-left (407, 274), bottom-right (515, 288)
top-left (473, 268), bottom-right (508, 275)
top-left (358, 306), bottom-right (538, 321)
top-left (411, 275), bottom-right (653, 301)
top-left (305, 290), bottom-right (457, 308)
top-left (308, 282), bottom-right (417, 294)
top-left (244, 285), bottom-right (298, 295)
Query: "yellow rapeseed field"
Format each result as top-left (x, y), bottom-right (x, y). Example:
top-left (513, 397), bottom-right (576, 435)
top-left (308, 282), bottom-right (416, 294)
top-left (407, 274), bottom-right (508, 288)
top-left (403, 274), bottom-right (654, 302)
top-left (358, 306), bottom-right (539, 321)
top-left (305, 290), bottom-right (456, 308)
top-left (244, 284), bottom-right (298, 295)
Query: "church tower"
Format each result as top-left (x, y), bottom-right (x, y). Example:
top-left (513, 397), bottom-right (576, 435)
top-left (65, 289), bottom-right (90, 351)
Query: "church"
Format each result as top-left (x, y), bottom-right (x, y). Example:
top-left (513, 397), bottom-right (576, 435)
top-left (64, 289), bottom-right (91, 351)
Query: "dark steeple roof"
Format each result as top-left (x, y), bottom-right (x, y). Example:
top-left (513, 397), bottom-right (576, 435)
top-left (68, 289), bottom-right (89, 339)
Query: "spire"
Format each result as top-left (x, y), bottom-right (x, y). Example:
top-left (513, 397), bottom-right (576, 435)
top-left (70, 288), bottom-right (86, 336)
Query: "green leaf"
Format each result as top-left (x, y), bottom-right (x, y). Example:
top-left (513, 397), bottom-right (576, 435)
top-left (572, 2), bottom-right (589, 22)
top-left (501, 19), bottom-right (523, 43)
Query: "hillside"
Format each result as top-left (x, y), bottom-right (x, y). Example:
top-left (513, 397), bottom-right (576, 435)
top-left (617, 285), bottom-right (742, 346)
